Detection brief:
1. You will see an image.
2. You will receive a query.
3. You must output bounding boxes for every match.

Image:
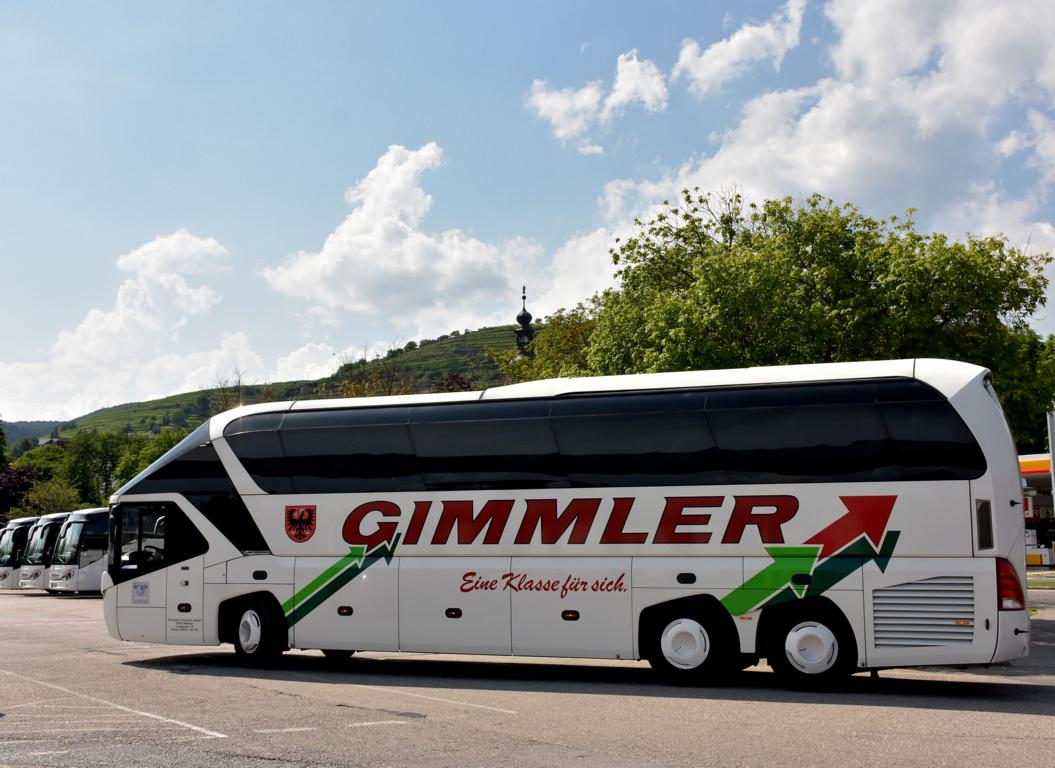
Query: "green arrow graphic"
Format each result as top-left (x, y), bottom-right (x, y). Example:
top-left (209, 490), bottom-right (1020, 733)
top-left (283, 536), bottom-right (400, 628)
top-left (282, 545), bottom-right (365, 616)
top-left (720, 545), bottom-right (821, 616)
top-left (804, 530), bottom-right (900, 598)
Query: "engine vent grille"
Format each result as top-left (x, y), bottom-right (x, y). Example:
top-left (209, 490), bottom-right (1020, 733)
top-left (872, 576), bottom-right (975, 647)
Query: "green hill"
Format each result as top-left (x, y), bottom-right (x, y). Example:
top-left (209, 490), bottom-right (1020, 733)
top-left (19, 324), bottom-right (517, 438)
top-left (1, 420), bottom-right (64, 445)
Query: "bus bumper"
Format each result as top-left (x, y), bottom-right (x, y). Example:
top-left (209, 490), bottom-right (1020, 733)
top-left (991, 610), bottom-right (1030, 663)
top-left (101, 573), bottom-right (122, 641)
top-left (48, 565), bottom-right (77, 592)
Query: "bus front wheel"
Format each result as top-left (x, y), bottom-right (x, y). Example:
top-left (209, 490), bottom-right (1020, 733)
top-left (232, 600), bottom-right (286, 665)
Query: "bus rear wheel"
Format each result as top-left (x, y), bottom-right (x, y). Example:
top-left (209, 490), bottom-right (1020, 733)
top-left (767, 608), bottom-right (854, 687)
top-left (232, 600), bottom-right (286, 665)
top-left (646, 610), bottom-right (732, 685)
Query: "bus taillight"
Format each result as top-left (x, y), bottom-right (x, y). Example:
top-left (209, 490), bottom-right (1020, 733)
top-left (996, 558), bottom-right (1025, 611)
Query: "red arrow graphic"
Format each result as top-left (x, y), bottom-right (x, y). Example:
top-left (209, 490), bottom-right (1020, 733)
top-left (804, 495), bottom-right (897, 559)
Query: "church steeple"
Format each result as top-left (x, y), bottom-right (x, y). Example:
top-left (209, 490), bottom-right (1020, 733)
top-left (514, 285), bottom-right (535, 358)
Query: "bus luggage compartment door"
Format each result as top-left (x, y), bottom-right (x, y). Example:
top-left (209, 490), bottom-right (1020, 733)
top-left (399, 557), bottom-right (512, 654)
top-left (510, 557), bottom-right (633, 659)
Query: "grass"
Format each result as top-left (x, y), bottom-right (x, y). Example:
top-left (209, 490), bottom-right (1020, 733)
top-left (1027, 579), bottom-right (1055, 588)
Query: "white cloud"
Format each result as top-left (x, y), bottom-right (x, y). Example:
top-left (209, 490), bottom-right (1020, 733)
top-left (673, 0), bottom-right (806, 97)
top-left (271, 342), bottom-right (343, 382)
top-left (527, 49), bottom-right (668, 154)
top-left (534, 227), bottom-right (619, 315)
top-left (827, 0), bottom-right (1055, 134)
top-left (1026, 110), bottom-right (1055, 185)
top-left (525, 79), bottom-right (605, 143)
top-left (0, 231), bottom-right (264, 420)
top-left (262, 143), bottom-right (549, 336)
top-left (998, 129), bottom-right (1031, 158)
top-left (601, 50), bottom-right (669, 122)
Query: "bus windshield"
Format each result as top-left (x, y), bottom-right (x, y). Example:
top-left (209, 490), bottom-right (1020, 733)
top-left (23, 525), bottom-right (53, 564)
top-left (0, 530), bottom-right (14, 564)
top-left (53, 522), bottom-right (84, 565)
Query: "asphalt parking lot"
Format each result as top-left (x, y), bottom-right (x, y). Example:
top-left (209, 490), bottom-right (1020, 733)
top-left (1, 591), bottom-right (1053, 768)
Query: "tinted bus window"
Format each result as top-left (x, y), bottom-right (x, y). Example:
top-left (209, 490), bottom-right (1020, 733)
top-left (879, 400), bottom-right (986, 479)
top-left (282, 407), bottom-right (424, 493)
top-left (551, 392), bottom-right (724, 487)
top-left (410, 401), bottom-right (567, 490)
top-left (707, 402), bottom-right (893, 483)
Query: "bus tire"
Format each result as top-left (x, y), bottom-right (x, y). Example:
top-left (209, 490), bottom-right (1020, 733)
top-left (644, 604), bottom-right (734, 685)
top-left (766, 605), bottom-right (855, 687)
top-left (232, 599), bottom-right (286, 665)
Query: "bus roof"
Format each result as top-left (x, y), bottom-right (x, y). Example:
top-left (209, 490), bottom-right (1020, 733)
top-left (64, 508), bottom-right (108, 522)
top-left (207, 358), bottom-right (987, 438)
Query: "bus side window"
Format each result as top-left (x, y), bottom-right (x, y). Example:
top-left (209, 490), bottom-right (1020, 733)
top-left (111, 503), bottom-right (207, 583)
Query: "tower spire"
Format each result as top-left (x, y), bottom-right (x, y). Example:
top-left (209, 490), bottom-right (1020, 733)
top-left (514, 285), bottom-right (535, 358)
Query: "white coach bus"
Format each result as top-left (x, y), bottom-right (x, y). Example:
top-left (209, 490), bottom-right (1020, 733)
top-left (49, 509), bottom-right (109, 593)
top-left (19, 512), bottom-right (70, 589)
top-left (0, 517), bottom-right (40, 590)
top-left (102, 359), bottom-right (1029, 683)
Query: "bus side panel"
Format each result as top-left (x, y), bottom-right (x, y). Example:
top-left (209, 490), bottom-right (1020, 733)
top-left (510, 557), bottom-right (633, 659)
top-left (864, 557), bottom-right (997, 667)
top-left (78, 556), bottom-right (106, 592)
top-left (291, 555), bottom-right (399, 652)
top-left (399, 556), bottom-right (512, 654)
top-left (167, 554), bottom-right (205, 644)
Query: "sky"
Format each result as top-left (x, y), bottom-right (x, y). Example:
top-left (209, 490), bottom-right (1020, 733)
top-left (3, 0), bottom-right (1055, 421)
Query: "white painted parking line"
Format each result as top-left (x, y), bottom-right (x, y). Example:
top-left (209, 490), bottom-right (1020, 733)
top-left (253, 727), bottom-right (317, 733)
top-left (346, 721), bottom-right (409, 728)
top-left (0, 668), bottom-right (227, 739)
top-left (290, 671), bottom-right (518, 715)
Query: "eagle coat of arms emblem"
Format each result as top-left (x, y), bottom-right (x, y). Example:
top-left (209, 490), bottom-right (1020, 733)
top-left (285, 505), bottom-right (317, 543)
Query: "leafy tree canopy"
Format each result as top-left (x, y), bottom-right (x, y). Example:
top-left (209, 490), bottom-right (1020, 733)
top-left (20, 477), bottom-right (82, 517)
top-left (519, 191), bottom-right (1054, 450)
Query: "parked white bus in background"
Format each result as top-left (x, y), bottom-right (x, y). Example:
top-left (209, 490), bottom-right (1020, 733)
top-left (19, 512), bottom-right (70, 590)
top-left (102, 359), bottom-right (1029, 684)
top-left (0, 517), bottom-right (40, 590)
top-left (49, 509), bottom-right (109, 594)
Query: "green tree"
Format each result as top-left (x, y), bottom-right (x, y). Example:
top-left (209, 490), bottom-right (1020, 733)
top-left (114, 428), bottom-right (187, 488)
top-left (64, 431), bottom-right (126, 504)
top-left (13, 444), bottom-right (67, 483)
top-left (21, 477), bottom-right (82, 516)
top-left (0, 418), bottom-right (8, 470)
top-left (530, 191), bottom-right (1052, 449)
top-left (0, 466), bottom-right (34, 521)
top-left (491, 303), bottom-right (598, 383)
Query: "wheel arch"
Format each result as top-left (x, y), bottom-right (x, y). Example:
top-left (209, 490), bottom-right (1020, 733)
top-left (757, 594), bottom-right (859, 666)
top-left (638, 593), bottom-right (740, 660)
top-left (218, 590), bottom-right (287, 645)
